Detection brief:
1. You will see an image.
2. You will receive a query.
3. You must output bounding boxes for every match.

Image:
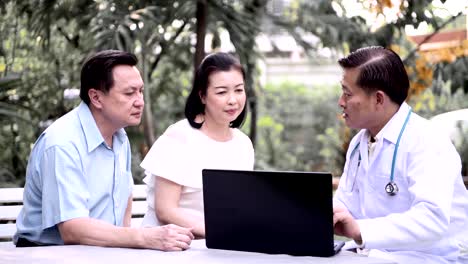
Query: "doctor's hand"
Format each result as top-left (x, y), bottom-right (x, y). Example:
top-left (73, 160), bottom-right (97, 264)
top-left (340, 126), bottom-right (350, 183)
top-left (333, 205), bottom-right (362, 244)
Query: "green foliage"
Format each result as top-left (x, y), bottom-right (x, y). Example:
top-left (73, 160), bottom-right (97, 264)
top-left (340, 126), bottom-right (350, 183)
top-left (439, 57), bottom-right (468, 94)
top-left (1, 0), bottom-right (467, 187)
top-left (256, 78), bottom-right (468, 178)
top-left (0, 0), bottom-right (270, 186)
top-left (0, 2), bottom-right (84, 186)
top-left (409, 79), bottom-right (468, 177)
top-left (272, 0), bottom-right (366, 52)
top-left (410, 79), bottom-right (468, 118)
top-left (255, 81), bottom-right (347, 176)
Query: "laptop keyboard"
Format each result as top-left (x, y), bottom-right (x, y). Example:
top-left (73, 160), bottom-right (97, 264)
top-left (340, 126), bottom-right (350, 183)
top-left (334, 240), bottom-right (345, 253)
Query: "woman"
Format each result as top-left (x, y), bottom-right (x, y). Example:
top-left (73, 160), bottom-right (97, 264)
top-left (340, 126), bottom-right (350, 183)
top-left (140, 52), bottom-right (254, 237)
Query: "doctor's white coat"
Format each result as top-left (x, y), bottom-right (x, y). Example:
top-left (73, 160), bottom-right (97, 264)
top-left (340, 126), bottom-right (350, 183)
top-left (334, 103), bottom-right (468, 264)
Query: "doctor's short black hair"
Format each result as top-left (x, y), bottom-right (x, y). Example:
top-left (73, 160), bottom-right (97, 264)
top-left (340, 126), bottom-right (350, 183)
top-left (184, 52), bottom-right (248, 129)
top-left (338, 46), bottom-right (409, 105)
top-left (80, 50), bottom-right (138, 105)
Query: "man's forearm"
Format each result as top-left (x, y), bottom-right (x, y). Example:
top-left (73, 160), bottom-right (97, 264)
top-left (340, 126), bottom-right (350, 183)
top-left (59, 217), bottom-right (143, 248)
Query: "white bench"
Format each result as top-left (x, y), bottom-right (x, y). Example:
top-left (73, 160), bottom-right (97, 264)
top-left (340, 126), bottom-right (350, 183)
top-left (0, 184), bottom-right (148, 246)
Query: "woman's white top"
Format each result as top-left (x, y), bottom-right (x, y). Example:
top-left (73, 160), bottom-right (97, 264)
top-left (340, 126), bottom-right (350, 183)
top-left (140, 119), bottom-right (255, 226)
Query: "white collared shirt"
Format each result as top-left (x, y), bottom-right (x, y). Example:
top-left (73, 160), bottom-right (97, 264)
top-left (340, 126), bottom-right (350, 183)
top-left (334, 102), bottom-right (468, 262)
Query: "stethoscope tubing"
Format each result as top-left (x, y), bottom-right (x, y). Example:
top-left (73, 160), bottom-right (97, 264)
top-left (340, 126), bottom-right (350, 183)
top-left (347, 108), bottom-right (412, 195)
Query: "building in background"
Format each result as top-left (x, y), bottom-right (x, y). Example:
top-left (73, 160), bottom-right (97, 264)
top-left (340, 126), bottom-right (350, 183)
top-left (408, 14), bottom-right (468, 64)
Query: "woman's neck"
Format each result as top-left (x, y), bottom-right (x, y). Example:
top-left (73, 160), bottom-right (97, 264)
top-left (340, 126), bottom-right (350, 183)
top-left (197, 115), bottom-right (232, 142)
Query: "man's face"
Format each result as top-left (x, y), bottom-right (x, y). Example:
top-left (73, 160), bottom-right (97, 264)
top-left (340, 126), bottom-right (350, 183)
top-left (99, 65), bottom-right (144, 129)
top-left (338, 68), bottom-right (377, 130)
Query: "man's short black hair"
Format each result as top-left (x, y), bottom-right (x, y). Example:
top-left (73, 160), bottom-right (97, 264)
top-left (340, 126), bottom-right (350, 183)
top-left (338, 46), bottom-right (409, 105)
top-left (80, 50), bottom-right (138, 105)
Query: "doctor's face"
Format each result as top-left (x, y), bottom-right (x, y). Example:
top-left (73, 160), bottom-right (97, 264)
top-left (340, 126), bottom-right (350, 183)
top-left (338, 68), bottom-right (377, 130)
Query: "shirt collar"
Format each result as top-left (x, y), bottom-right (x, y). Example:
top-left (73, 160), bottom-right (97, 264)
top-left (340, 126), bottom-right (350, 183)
top-left (377, 102), bottom-right (411, 145)
top-left (112, 129), bottom-right (127, 153)
top-left (77, 102), bottom-right (127, 152)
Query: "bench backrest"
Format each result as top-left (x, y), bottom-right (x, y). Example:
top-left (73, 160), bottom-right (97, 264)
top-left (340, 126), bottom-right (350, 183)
top-left (0, 184), bottom-right (148, 244)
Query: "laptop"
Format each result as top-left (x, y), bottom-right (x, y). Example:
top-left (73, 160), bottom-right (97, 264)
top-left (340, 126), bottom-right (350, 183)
top-left (202, 169), bottom-right (345, 257)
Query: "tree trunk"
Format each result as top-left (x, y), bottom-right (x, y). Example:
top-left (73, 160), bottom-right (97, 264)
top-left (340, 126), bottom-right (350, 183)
top-left (246, 65), bottom-right (257, 148)
top-left (194, 0), bottom-right (207, 72)
top-left (141, 48), bottom-right (156, 150)
top-left (249, 93), bottom-right (257, 147)
top-left (243, 0), bottom-right (268, 148)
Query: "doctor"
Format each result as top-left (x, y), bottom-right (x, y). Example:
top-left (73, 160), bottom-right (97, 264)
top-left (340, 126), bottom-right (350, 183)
top-left (333, 46), bottom-right (468, 264)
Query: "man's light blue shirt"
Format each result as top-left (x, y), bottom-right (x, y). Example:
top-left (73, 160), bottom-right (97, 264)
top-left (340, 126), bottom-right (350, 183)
top-left (14, 102), bottom-right (134, 245)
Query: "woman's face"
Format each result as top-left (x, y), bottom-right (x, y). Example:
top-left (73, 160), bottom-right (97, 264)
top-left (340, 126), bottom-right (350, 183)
top-left (201, 68), bottom-right (246, 126)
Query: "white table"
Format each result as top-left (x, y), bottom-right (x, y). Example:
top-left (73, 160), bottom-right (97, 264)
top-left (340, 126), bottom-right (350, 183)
top-left (0, 239), bottom-right (396, 264)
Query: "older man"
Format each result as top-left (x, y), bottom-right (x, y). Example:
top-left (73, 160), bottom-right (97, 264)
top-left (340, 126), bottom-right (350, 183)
top-left (14, 50), bottom-right (193, 250)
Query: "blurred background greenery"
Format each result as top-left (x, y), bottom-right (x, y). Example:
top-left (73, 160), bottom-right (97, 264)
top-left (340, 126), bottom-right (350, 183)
top-left (1, 0), bottom-right (467, 187)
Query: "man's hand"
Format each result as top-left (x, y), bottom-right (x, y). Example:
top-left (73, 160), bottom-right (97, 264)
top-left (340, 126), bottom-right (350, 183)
top-left (333, 205), bottom-right (362, 244)
top-left (142, 224), bottom-right (194, 251)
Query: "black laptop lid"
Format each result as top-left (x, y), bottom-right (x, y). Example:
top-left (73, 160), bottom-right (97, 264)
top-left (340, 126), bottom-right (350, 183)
top-left (202, 169), bottom-right (335, 257)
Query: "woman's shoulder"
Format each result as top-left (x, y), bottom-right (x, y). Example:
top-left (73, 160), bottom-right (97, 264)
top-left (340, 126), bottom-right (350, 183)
top-left (141, 119), bottom-right (192, 171)
top-left (232, 128), bottom-right (253, 145)
top-left (162, 119), bottom-right (193, 143)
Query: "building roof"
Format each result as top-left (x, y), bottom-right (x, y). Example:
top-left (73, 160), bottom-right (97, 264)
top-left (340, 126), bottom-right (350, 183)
top-left (408, 29), bottom-right (467, 50)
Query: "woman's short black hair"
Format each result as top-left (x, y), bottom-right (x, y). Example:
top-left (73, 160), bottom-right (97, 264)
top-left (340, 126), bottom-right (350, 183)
top-left (185, 52), bottom-right (247, 129)
top-left (80, 50), bottom-right (138, 105)
top-left (338, 46), bottom-right (409, 105)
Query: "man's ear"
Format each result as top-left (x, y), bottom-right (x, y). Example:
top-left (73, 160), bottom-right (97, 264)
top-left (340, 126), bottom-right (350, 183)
top-left (88, 89), bottom-right (103, 109)
top-left (375, 90), bottom-right (385, 106)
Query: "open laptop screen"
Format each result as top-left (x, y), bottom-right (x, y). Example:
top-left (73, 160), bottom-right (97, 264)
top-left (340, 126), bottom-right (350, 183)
top-left (202, 169), bottom-right (338, 257)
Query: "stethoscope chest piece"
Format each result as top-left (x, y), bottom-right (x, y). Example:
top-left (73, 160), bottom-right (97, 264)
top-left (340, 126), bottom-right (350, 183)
top-left (385, 181), bottom-right (398, 196)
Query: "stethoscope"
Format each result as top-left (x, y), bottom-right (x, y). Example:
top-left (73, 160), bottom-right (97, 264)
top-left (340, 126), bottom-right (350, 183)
top-left (348, 108), bottom-right (412, 196)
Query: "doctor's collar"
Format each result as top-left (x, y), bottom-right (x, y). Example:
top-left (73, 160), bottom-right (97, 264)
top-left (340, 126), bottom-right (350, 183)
top-left (370, 103), bottom-right (411, 145)
top-left (366, 130), bottom-right (381, 144)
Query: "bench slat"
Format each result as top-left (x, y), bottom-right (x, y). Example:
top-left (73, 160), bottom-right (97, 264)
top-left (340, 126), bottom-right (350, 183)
top-left (0, 241), bottom-right (14, 247)
top-left (0, 202), bottom-right (147, 222)
top-left (0, 224), bottom-right (16, 240)
top-left (0, 185), bottom-right (147, 203)
top-left (0, 188), bottom-right (23, 204)
top-left (132, 184), bottom-right (146, 200)
top-left (131, 217), bottom-right (143, 227)
top-left (0, 205), bottom-right (22, 221)
top-left (131, 200), bottom-right (147, 216)
top-left (0, 185), bottom-right (148, 242)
